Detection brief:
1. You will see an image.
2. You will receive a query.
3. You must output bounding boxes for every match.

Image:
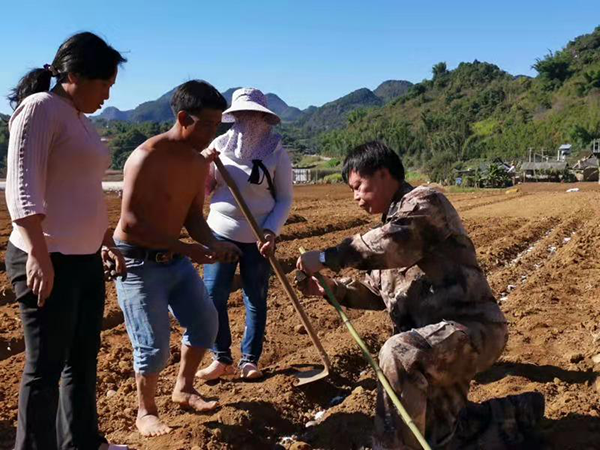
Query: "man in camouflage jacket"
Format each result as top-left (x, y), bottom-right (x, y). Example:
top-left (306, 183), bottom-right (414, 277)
top-left (297, 142), bottom-right (544, 450)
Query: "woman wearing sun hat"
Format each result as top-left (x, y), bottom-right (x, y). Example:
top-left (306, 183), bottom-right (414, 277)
top-left (197, 88), bottom-right (293, 380)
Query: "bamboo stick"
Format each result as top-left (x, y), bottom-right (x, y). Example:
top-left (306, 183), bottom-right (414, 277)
top-left (298, 247), bottom-right (431, 450)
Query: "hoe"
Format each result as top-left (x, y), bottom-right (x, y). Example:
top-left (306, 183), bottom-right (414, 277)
top-left (214, 157), bottom-right (331, 385)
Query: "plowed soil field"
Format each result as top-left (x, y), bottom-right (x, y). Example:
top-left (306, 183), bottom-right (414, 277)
top-left (2, 183), bottom-right (600, 449)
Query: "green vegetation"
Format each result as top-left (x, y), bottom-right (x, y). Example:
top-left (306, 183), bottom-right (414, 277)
top-left (0, 114), bottom-right (9, 176)
top-left (310, 26), bottom-right (600, 182)
top-left (7, 25), bottom-right (589, 180)
top-left (296, 88), bottom-right (385, 132)
top-left (295, 154), bottom-right (341, 169)
top-left (95, 120), bottom-right (172, 169)
top-left (405, 171), bottom-right (426, 182)
top-left (323, 173), bottom-right (343, 183)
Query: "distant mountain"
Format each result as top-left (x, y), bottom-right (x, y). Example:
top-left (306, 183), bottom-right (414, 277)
top-left (98, 106), bottom-right (132, 121)
top-left (127, 88), bottom-right (176, 123)
top-left (221, 87), bottom-right (241, 105)
top-left (296, 87), bottom-right (384, 132)
top-left (265, 94), bottom-right (304, 122)
top-left (316, 25), bottom-right (600, 183)
top-left (95, 87), bottom-right (304, 123)
top-left (373, 80), bottom-right (413, 103)
top-left (93, 79), bottom-right (411, 128)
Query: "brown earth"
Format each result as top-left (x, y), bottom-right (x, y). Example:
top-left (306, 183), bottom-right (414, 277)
top-left (1, 183), bottom-right (600, 449)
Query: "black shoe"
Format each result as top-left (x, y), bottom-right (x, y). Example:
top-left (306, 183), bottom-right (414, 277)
top-left (452, 392), bottom-right (545, 450)
top-left (507, 391), bottom-right (546, 431)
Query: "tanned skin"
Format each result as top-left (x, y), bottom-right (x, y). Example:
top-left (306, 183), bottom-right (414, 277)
top-left (114, 108), bottom-right (241, 437)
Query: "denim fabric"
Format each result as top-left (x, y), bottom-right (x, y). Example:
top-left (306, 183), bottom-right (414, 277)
top-left (203, 233), bottom-right (271, 365)
top-left (114, 241), bottom-right (217, 374)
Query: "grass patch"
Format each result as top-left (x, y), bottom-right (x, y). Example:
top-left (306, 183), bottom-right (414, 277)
top-left (406, 171), bottom-right (428, 183)
top-left (471, 118), bottom-right (500, 137)
top-left (323, 173), bottom-right (343, 183)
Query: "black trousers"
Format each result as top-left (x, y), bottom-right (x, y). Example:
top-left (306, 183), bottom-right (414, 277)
top-left (5, 242), bottom-right (107, 450)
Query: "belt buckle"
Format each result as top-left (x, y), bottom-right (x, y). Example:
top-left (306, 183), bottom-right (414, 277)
top-left (155, 252), bottom-right (172, 264)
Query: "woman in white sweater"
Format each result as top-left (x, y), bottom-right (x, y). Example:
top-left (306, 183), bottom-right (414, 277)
top-left (197, 88), bottom-right (293, 380)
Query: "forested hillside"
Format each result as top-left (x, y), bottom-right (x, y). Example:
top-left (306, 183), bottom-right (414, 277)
top-left (0, 114), bottom-right (9, 176)
top-left (316, 26), bottom-right (600, 181)
top-left (4, 27), bottom-right (599, 181)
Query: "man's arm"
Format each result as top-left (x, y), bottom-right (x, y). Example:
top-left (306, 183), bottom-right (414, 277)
top-left (183, 163), bottom-right (216, 246)
top-left (333, 274), bottom-right (386, 310)
top-left (297, 271), bottom-right (385, 311)
top-left (184, 205), bottom-right (217, 246)
top-left (184, 159), bottom-right (241, 262)
top-left (301, 189), bottom-right (451, 274)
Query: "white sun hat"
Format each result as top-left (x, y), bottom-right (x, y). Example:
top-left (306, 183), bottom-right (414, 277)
top-left (222, 88), bottom-right (280, 125)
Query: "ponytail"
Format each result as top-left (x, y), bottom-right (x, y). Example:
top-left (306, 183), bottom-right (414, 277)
top-left (7, 32), bottom-right (126, 110)
top-left (8, 67), bottom-right (54, 109)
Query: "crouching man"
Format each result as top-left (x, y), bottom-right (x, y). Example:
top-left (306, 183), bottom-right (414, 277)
top-left (113, 80), bottom-right (241, 437)
top-left (297, 141), bottom-right (544, 449)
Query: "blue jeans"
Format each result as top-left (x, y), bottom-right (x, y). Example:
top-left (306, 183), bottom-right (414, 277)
top-left (115, 241), bottom-right (218, 375)
top-left (203, 234), bottom-right (271, 365)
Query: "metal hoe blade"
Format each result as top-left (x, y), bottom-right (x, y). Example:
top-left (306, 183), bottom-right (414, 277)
top-left (292, 364), bottom-right (330, 386)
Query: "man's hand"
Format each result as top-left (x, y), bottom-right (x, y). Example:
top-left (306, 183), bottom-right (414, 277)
top-left (294, 270), bottom-right (336, 298)
top-left (101, 246), bottom-right (127, 281)
top-left (26, 249), bottom-right (54, 307)
top-left (257, 229), bottom-right (276, 258)
top-left (296, 250), bottom-right (324, 275)
top-left (201, 147), bottom-right (220, 162)
top-left (210, 241), bottom-right (241, 263)
top-left (185, 242), bottom-right (218, 264)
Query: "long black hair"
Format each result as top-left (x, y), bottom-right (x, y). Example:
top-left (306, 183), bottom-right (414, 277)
top-left (8, 32), bottom-right (127, 109)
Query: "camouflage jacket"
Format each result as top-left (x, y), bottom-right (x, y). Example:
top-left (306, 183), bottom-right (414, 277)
top-left (324, 183), bottom-right (506, 333)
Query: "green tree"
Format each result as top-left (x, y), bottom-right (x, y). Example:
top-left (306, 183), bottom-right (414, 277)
top-left (575, 69), bottom-right (600, 96)
top-left (110, 129), bottom-right (148, 169)
top-left (532, 50), bottom-right (573, 89)
top-left (0, 115), bottom-right (9, 176)
top-left (347, 108), bottom-right (368, 125)
top-left (432, 62), bottom-right (448, 81)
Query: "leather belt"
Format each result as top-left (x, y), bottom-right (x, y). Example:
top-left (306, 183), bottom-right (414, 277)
top-left (118, 246), bottom-right (182, 264)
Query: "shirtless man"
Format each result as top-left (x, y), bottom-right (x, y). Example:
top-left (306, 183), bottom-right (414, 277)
top-left (113, 80), bottom-right (241, 437)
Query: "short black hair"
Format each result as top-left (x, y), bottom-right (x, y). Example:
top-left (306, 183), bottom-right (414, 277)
top-left (342, 141), bottom-right (405, 183)
top-left (170, 80), bottom-right (227, 116)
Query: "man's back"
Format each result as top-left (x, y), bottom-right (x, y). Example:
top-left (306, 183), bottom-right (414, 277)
top-left (381, 185), bottom-right (504, 328)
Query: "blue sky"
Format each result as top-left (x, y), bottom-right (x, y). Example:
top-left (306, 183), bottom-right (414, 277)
top-left (1, 1), bottom-right (599, 115)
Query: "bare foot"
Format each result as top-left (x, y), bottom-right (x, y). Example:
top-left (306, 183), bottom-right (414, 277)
top-left (172, 387), bottom-right (218, 412)
top-left (136, 413), bottom-right (172, 437)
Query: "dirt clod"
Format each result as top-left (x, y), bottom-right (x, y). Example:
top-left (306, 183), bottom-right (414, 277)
top-left (1, 184), bottom-right (600, 449)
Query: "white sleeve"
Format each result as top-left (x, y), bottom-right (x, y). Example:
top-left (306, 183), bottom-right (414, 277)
top-left (262, 149), bottom-right (293, 235)
top-left (5, 99), bottom-right (55, 221)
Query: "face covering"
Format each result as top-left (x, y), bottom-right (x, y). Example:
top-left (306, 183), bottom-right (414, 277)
top-left (217, 113), bottom-right (280, 160)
